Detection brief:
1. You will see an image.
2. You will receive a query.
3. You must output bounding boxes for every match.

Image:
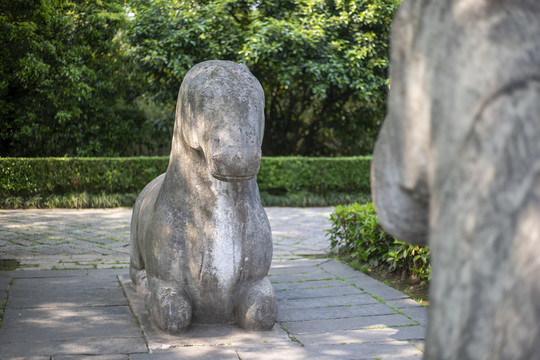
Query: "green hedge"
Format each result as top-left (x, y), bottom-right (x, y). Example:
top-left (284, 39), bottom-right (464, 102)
top-left (0, 156), bottom-right (371, 198)
top-left (0, 157), bottom-right (169, 197)
top-left (257, 156), bottom-right (371, 194)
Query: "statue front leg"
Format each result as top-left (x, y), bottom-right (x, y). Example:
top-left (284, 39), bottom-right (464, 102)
top-left (146, 278), bottom-right (193, 334)
top-left (234, 278), bottom-right (277, 331)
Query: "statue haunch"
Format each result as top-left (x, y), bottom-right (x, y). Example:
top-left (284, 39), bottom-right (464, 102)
top-left (372, 1), bottom-right (540, 359)
top-left (130, 60), bottom-right (277, 334)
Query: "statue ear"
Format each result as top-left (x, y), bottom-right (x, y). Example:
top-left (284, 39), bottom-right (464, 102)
top-left (176, 99), bottom-right (199, 150)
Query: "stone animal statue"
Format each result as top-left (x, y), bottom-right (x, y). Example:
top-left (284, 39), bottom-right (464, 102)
top-left (130, 60), bottom-right (277, 334)
top-left (371, 1), bottom-right (540, 359)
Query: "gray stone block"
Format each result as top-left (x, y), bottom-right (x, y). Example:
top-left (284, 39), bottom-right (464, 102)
top-left (268, 262), bottom-right (327, 275)
top-left (398, 306), bottom-right (429, 327)
top-left (0, 271), bottom-right (13, 291)
top-left (308, 341), bottom-right (423, 359)
top-left (0, 306), bottom-right (142, 342)
top-left (347, 275), bottom-right (410, 300)
top-left (275, 284), bottom-right (364, 300)
top-left (277, 302), bottom-right (395, 322)
top-left (318, 259), bottom-right (364, 279)
top-left (87, 268), bottom-right (128, 278)
top-left (53, 355), bottom-right (129, 360)
top-left (385, 298), bottom-right (426, 309)
top-left (237, 346), bottom-right (319, 360)
top-left (0, 337), bottom-right (147, 357)
top-left (277, 294), bottom-right (380, 310)
top-left (271, 279), bottom-right (346, 291)
top-left (130, 347), bottom-right (239, 360)
top-left (10, 270), bottom-right (87, 278)
top-left (281, 313), bottom-right (416, 334)
top-left (239, 341), bottom-right (422, 360)
top-left (0, 356), bottom-right (49, 360)
top-left (297, 326), bottom-right (426, 346)
top-left (268, 270), bottom-right (333, 283)
top-left (7, 277), bottom-right (127, 308)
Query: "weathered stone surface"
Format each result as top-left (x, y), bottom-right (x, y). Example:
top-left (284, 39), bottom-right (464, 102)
top-left (277, 302), bottom-right (395, 322)
top-left (371, 1), bottom-right (540, 359)
top-left (130, 60), bottom-right (276, 334)
top-left (0, 306), bottom-right (141, 342)
top-left (238, 341), bottom-right (423, 360)
top-left (53, 355), bottom-right (129, 360)
top-left (0, 272), bottom-right (13, 290)
top-left (297, 326), bottom-right (426, 347)
top-left (120, 275), bottom-right (289, 351)
top-left (0, 337), bottom-right (146, 358)
top-left (274, 284), bottom-right (364, 300)
top-left (130, 348), bottom-right (240, 360)
top-left (281, 313), bottom-right (416, 334)
top-left (277, 294), bottom-right (380, 310)
top-left (6, 277), bottom-right (126, 308)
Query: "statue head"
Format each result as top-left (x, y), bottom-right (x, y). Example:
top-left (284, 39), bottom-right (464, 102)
top-left (174, 60), bottom-right (265, 182)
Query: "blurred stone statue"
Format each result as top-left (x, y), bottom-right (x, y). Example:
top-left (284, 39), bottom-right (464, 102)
top-left (371, 1), bottom-right (540, 359)
top-left (130, 60), bottom-right (277, 334)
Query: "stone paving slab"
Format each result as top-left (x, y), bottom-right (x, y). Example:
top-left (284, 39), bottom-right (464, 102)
top-left (277, 294), bottom-right (381, 310)
top-left (0, 269), bottom-right (148, 358)
top-left (1, 306), bottom-right (140, 342)
top-left (7, 277), bottom-right (127, 308)
top-left (130, 347), bottom-right (241, 360)
top-left (281, 313), bottom-right (417, 335)
top-left (297, 326), bottom-right (425, 347)
top-left (54, 356), bottom-right (129, 360)
top-left (0, 337), bottom-right (147, 358)
top-left (277, 302), bottom-right (397, 322)
top-left (237, 341), bottom-right (422, 360)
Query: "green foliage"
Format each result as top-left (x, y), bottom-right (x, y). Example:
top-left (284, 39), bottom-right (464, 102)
top-left (327, 202), bottom-right (431, 282)
top-left (0, 0), bottom-right (146, 156)
top-left (1, 0), bottom-right (400, 157)
top-left (260, 191), bottom-right (370, 208)
top-left (1, 193), bottom-right (138, 209)
top-left (387, 241), bottom-right (431, 285)
top-left (257, 156), bottom-right (371, 194)
top-left (0, 156), bottom-right (371, 196)
top-left (127, 0), bottom-right (400, 156)
top-left (0, 157), bottom-right (169, 197)
top-left (328, 203), bottom-right (393, 267)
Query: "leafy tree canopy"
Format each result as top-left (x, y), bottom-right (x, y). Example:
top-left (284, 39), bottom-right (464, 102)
top-left (127, 0), bottom-right (400, 156)
top-left (0, 0), bottom-right (145, 156)
top-left (1, 0), bottom-right (399, 157)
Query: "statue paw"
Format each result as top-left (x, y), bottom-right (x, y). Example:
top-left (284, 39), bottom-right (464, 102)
top-left (235, 278), bottom-right (277, 331)
top-left (130, 267), bottom-right (149, 296)
top-left (146, 285), bottom-right (192, 334)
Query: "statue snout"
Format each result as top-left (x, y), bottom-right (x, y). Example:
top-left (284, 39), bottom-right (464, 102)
top-left (209, 146), bottom-right (262, 182)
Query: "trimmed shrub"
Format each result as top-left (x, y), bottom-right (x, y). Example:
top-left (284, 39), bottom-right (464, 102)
top-left (0, 156), bottom-right (371, 198)
top-left (327, 203), bottom-right (431, 284)
top-left (0, 157), bottom-right (169, 197)
top-left (257, 156), bottom-right (371, 194)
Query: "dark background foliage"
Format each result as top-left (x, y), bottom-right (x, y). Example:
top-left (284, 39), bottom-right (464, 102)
top-left (0, 0), bottom-right (400, 157)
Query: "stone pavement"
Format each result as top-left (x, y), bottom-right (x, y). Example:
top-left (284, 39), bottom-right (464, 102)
top-left (0, 208), bottom-right (426, 359)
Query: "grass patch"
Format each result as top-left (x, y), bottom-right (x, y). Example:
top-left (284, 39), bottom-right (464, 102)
top-left (260, 191), bottom-right (371, 207)
top-left (0, 192), bottom-right (138, 209)
top-left (0, 191), bottom-right (370, 209)
top-left (0, 259), bottom-right (19, 271)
